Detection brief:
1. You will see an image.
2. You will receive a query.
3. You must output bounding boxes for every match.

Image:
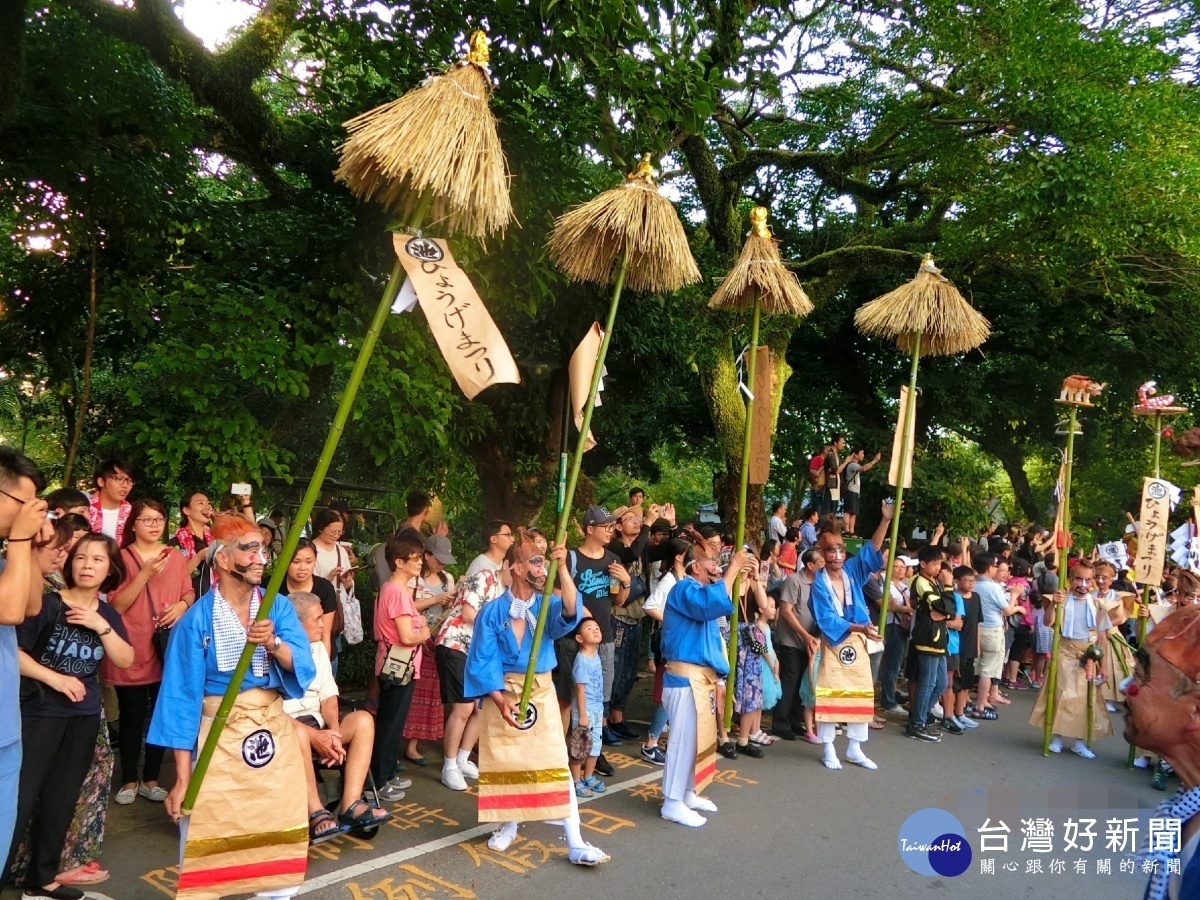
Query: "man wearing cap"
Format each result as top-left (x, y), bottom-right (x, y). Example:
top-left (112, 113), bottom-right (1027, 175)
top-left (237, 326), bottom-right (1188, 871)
top-left (1121, 605), bottom-right (1200, 899)
top-left (605, 503), bottom-right (677, 741)
top-left (553, 507), bottom-right (629, 743)
top-left (659, 539), bottom-right (748, 827)
top-left (808, 499), bottom-right (894, 771)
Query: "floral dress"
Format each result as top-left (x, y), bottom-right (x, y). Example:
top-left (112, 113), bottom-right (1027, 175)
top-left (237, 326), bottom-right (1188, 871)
top-left (733, 622), bottom-right (766, 714)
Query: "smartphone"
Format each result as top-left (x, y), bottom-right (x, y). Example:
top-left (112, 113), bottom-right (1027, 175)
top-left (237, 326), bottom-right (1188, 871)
top-left (158, 548), bottom-right (173, 560)
top-left (230, 482), bottom-right (252, 497)
top-left (759, 560), bottom-right (771, 580)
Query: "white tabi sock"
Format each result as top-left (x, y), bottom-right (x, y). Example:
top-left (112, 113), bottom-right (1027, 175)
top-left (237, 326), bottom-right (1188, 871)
top-left (685, 790), bottom-right (717, 812)
top-left (487, 821), bottom-right (519, 851)
top-left (845, 739), bottom-right (877, 770)
top-left (822, 741), bottom-right (842, 770)
top-left (661, 798), bottom-right (707, 827)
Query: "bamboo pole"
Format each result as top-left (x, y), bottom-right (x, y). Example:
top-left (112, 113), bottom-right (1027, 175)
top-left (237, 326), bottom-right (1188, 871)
top-left (723, 296), bottom-right (761, 731)
top-left (182, 196), bottom-right (431, 814)
top-left (1126, 410), bottom-right (1163, 767)
top-left (878, 331), bottom-right (923, 636)
top-left (1042, 402), bottom-right (1079, 756)
top-left (518, 248), bottom-right (631, 717)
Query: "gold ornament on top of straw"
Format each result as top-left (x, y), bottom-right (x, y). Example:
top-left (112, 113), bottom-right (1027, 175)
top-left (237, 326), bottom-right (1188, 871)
top-left (854, 254), bottom-right (989, 356)
top-left (517, 155), bottom-right (699, 716)
top-left (335, 29), bottom-right (512, 237)
top-left (548, 154), bottom-right (701, 293)
top-left (707, 205), bottom-right (811, 730)
top-left (708, 207), bottom-right (813, 315)
top-left (184, 31), bottom-right (514, 817)
top-left (855, 255), bottom-right (990, 641)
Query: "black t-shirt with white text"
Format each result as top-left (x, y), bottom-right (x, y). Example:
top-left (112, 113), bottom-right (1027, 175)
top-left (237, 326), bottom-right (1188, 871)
top-left (570, 549), bottom-right (620, 643)
top-left (18, 593), bottom-right (128, 718)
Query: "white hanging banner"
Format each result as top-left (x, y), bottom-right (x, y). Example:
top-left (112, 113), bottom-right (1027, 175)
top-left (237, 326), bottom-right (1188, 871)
top-left (393, 234), bottom-right (520, 400)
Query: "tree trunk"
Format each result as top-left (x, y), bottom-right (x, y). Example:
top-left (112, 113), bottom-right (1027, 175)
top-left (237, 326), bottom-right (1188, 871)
top-left (699, 329), bottom-right (794, 545)
top-left (465, 380), bottom-right (568, 524)
top-left (62, 235), bottom-right (97, 486)
top-left (991, 441), bottom-right (1040, 522)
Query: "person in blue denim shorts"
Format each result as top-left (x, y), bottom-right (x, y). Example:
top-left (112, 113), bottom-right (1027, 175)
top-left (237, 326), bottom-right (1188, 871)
top-left (570, 619), bottom-right (606, 797)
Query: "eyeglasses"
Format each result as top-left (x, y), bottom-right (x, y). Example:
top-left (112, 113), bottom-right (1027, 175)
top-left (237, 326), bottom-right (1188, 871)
top-left (105, 474), bottom-right (134, 486)
top-left (136, 516), bottom-right (166, 525)
top-left (497, 531), bottom-right (514, 538)
top-left (0, 487), bottom-right (33, 506)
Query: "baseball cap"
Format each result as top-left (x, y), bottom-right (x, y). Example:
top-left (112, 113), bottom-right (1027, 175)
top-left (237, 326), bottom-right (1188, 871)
top-left (898, 556), bottom-right (919, 569)
top-left (424, 533), bottom-right (456, 565)
top-left (583, 506), bottom-right (617, 528)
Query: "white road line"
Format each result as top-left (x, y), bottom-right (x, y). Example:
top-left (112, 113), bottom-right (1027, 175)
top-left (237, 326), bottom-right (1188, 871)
top-left (298, 769), bottom-right (664, 894)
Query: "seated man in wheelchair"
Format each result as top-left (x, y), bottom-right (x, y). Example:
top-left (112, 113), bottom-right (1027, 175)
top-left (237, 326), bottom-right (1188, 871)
top-left (284, 591), bottom-right (391, 842)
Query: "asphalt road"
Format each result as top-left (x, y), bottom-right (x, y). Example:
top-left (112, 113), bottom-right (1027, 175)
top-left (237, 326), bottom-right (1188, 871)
top-left (3, 680), bottom-right (1169, 900)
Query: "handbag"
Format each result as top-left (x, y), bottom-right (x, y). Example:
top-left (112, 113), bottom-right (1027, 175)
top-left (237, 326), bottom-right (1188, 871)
top-left (380, 642), bottom-right (417, 686)
top-left (127, 547), bottom-right (173, 664)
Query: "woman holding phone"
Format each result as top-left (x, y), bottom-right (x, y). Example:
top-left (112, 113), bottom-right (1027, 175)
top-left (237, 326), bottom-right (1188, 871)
top-left (105, 499), bottom-right (194, 805)
top-left (14, 534), bottom-right (133, 900)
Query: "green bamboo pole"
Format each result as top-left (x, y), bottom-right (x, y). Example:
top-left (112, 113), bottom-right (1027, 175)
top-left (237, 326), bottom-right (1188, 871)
top-left (518, 248), bottom-right (631, 717)
top-left (877, 331), bottom-right (923, 636)
top-left (1127, 409), bottom-right (1163, 766)
top-left (1042, 402), bottom-right (1079, 756)
top-left (723, 297), bottom-right (761, 731)
top-left (182, 196), bottom-right (432, 814)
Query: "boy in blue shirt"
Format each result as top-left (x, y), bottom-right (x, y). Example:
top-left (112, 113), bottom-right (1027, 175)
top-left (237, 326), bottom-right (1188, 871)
top-left (570, 619), bottom-right (606, 796)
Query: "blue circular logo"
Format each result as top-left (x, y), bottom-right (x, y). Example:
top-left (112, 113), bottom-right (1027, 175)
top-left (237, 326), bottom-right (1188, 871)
top-left (898, 808), bottom-right (972, 877)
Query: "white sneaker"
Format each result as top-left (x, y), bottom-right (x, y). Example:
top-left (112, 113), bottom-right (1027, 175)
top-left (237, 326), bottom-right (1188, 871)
top-left (957, 715), bottom-right (980, 729)
top-left (931, 703), bottom-right (944, 719)
top-left (441, 766), bottom-right (468, 791)
top-left (458, 758), bottom-right (479, 780)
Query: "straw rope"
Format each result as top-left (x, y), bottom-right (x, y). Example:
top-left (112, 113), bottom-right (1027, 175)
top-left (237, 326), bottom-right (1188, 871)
top-left (854, 257), bottom-right (990, 356)
top-left (547, 174), bottom-right (700, 294)
top-left (335, 60), bottom-right (512, 238)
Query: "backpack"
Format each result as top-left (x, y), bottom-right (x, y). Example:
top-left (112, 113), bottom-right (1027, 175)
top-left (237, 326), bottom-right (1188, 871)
top-left (810, 460), bottom-right (827, 492)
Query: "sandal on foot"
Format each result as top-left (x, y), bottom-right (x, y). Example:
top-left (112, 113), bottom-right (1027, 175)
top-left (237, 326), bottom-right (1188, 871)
top-left (339, 798), bottom-right (392, 832)
top-left (568, 843), bottom-right (611, 866)
top-left (309, 809), bottom-right (347, 844)
top-left (57, 862), bottom-right (110, 885)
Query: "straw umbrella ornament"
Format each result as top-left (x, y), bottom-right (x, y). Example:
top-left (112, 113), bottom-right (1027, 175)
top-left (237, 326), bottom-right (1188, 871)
top-left (182, 31), bottom-right (513, 815)
top-left (708, 206), bottom-right (812, 729)
top-left (517, 155), bottom-right (701, 716)
top-left (854, 255), bottom-right (990, 637)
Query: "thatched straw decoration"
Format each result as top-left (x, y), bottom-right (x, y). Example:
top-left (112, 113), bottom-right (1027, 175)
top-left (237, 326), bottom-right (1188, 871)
top-left (547, 155), bottom-right (701, 293)
top-left (708, 207), bottom-right (813, 316)
top-left (334, 30), bottom-right (512, 238)
top-left (854, 255), bottom-right (990, 356)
